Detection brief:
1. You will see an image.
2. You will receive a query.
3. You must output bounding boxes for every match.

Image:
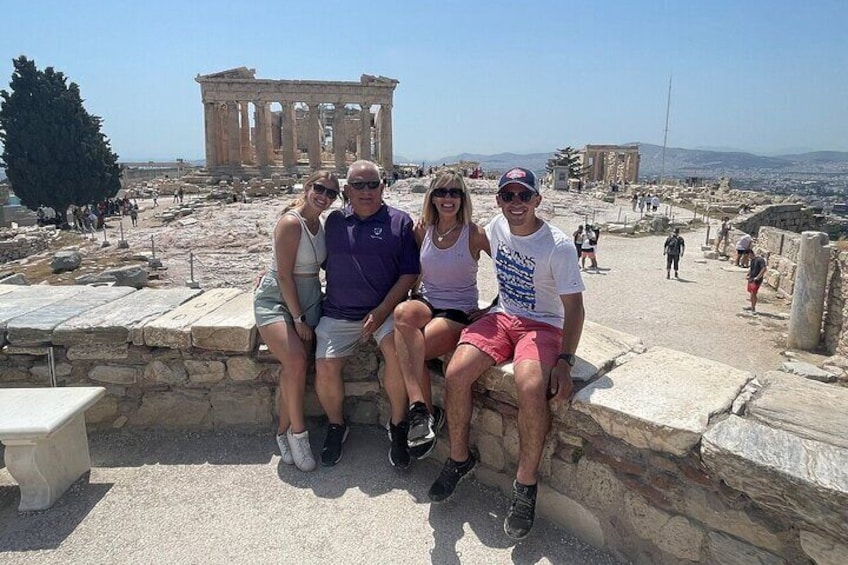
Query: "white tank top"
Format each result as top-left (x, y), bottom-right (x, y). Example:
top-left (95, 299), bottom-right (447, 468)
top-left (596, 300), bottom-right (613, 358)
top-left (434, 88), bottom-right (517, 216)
top-left (270, 210), bottom-right (326, 275)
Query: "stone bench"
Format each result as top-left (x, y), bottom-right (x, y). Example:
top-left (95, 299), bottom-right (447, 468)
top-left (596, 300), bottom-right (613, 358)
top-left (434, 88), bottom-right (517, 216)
top-left (0, 386), bottom-right (105, 511)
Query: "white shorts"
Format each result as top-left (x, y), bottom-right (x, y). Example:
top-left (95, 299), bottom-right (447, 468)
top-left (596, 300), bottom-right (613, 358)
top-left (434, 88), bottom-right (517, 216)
top-left (315, 315), bottom-right (395, 359)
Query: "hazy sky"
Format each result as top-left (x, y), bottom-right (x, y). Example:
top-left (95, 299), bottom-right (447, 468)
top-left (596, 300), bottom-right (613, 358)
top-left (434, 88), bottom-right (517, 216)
top-left (2, 0), bottom-right (846, 161)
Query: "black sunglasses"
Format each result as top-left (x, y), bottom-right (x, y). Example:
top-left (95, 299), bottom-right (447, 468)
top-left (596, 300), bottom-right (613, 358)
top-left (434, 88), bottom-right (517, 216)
top-left (432, 188), bottom-right (464, 199)
top-left (348, 180), bottom-right (381, 190)
top-left (312, 183), bottom-right (339, 200)
top-left (498, 190), bottom-right (536, 203)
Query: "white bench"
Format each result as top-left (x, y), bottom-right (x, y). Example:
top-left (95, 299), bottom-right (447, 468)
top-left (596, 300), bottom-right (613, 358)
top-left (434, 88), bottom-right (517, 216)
top-left (0, 387), bottom-right (105, 511)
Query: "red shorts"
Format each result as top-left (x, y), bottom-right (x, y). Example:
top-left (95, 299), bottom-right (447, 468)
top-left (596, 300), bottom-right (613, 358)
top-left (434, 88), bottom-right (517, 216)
top-left (747, 280), bottom-right (762, 294)
top-left (459, 312), bottom-right (563, 367)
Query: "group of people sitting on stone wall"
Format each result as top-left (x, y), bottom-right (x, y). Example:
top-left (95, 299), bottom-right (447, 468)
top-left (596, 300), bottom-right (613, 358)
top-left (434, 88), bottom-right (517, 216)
top-left (253, 160), bottom-right (585, 540)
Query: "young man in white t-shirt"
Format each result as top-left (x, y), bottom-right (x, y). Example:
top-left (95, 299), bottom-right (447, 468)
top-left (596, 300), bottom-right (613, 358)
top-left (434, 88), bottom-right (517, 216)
top-left (427, 167), bottom-right (585, 540)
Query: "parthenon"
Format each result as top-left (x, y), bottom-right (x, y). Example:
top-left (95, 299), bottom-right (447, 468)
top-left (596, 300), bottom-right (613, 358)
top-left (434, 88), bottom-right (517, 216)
top-left (196, 68), bottom-right (399, 174)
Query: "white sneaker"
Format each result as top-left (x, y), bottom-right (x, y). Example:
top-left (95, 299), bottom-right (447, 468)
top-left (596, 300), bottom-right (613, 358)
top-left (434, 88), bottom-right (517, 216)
top-left (287, 429), bottom-right (317, 472)
top-left (276, 431), bottom-right (294, 465)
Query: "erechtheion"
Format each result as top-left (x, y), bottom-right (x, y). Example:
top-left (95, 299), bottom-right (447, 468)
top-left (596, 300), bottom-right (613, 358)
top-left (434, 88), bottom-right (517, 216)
top-left (196, 67), bottom-right (398, 174)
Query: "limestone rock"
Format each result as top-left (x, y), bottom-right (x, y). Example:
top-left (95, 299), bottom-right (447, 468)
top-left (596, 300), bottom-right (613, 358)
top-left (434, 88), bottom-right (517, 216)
top-left (623, 491), bottom-right (704, 561)
top-left (51, 250), bottom-right (81, 273)
top-left (128, 391), bottom-right (211, 428)
top-left (800, 530), bottom-right (848, 565)
top-left (184, 360), bottom-right (225, 383)
top-left (144, 359), bottom-right (188, 385)
top-left (210, 389), bottom-right (271, 427)
top-left (779, 360), bottom-right (837, 382)
top-left (101, 265), bottom-right (148, 289)
top-left (0, 273), bottom-right (30, 285)
top-left (707, 532), bottom-right (783, 565)
top-left (88, 365), bottom-right (140, 385)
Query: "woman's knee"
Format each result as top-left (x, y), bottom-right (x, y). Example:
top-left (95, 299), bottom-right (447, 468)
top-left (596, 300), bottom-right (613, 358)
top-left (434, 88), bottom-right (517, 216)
top-left (394, 300), bottom-right (431, 329)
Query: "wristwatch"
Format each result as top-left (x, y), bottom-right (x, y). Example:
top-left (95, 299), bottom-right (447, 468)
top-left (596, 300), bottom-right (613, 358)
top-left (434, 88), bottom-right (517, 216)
top-left (294, 314), bottom-right (307, 324)
top-left (558, 353), bottom-right (576, 367)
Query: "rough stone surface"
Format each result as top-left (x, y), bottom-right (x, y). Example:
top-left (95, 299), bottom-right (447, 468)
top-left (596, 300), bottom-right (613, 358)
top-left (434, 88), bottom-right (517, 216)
top-left (702, 415), bottom-right (848, 541)
top-left (574, 347), bottom-right (752, 455)
top-left (226, 356), bottom-right (260, 382)
top-left (101, 264), bottom-right (148, 288)
top-left (66, 344), bottom-right (129, 361)
top-left (190, 292), bottom-right (256, 352)
top-left (209, 389), bottom-right (271, 427)
top-left (779, 360), bottom-right (837, 382)
top-left (707, 532), bottom-right (783, 565)
top-left (184, 360), bottom-right (225, 383)
top-left (50, 250), bottom-right (81, 273)
top-left (746, 371), bottom-right (848, 448)
top-left (623, 491), bottom-right (704, 561)
top-left (143, 288), bottom-right (242, 349)
top-left (88, 365), bottom-right (140, 385)
top-left (128, 391), bottom-right (211, 428)
top-left (799, 530), bottom-right (848, 565)
top-left (143, 359), bottom-right (188, 385)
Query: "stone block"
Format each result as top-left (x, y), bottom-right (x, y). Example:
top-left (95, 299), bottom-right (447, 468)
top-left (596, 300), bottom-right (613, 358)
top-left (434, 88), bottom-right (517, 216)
top-left (143, 288), bottom-right (242, 349)
top-left (128, 391), bottom-right (211, 428)
top-left (84, 394), bottom-right (119, 424)
top-left (210, 389), bottom-right (271, 427)
top-left (67, 344), bottom-right (129, 360)
top-left (800, 530), bottom-right (848, 565)
top-left (226, 356), bottom-right (260, 382)
top-left (683, 487), bottom-right (783, 552)
top-left (31, 362), bottom-right (72, 379)
top-left (475, 433), bottom-right (505, 472)
top-left (623, 491), bottom-right (704, 561)
top-left (143, 359), bottom-right (188, 385)
top-left (707, 532), bottom-right (783, 565)
top-left (746, 371), bottom-right (848, 448)
top-left (191, 292), bottom-right (256, 352)
top-left (551, 456), bottom-right (626, 512)
top-left (472, 407), bottom-right (503, 437)
top-left (88, 365), bottom-right (140, 385)
top-left (701, 415), bottom-right (848, 541)
top-left (344, 381), bottom-right (380, 397)
top-left (50, 250), bottom-right (81, 273)
top-left (779, 361), bottom-right (837, 383)
top-left (184, 360), bottom-right (225, 383)
top-left (574, 347), bottom-right (752, 456)
top-left (101, 265), bottom-right (148, 288)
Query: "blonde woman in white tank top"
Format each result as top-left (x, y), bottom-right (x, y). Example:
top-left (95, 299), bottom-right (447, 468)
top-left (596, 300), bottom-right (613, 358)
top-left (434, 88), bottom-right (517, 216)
top-left (392, 169), bottom-right (490, 458)
top-left (254, 170), bottom-right (339, 471)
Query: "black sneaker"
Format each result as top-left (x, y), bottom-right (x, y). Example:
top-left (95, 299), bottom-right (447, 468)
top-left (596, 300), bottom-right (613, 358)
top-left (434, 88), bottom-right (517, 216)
top-left (409, 405), bottom-right (445, 460)
top-left (407, 401), bottom-right (435, 447)
top-left (320, 423), bottom-right (349, 467)
top-left (428, 452), bottom-right (476, 503)
top-left (504, 480), bottom-right (537, 540)
top-left (387, 420), bottom-right (410, 469)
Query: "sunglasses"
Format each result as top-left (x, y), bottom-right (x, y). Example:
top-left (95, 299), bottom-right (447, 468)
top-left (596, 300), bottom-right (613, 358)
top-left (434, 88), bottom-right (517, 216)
top-left (348, 180), bottom-right (381, 190)
top-left (312, 184), bottom-right (339, 200)
top-left (498, 190), bottom-right (536, 203)
top-left (432, 188), bottom-right (464, 199)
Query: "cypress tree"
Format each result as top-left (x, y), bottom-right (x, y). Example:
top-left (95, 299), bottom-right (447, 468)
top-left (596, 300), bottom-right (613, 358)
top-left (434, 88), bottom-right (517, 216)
top-left (0, 56), bottom-right (121, 226)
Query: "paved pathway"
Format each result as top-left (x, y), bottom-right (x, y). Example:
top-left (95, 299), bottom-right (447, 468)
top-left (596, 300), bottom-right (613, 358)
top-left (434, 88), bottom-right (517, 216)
top-left (1, 428), bottom-right (619, 564)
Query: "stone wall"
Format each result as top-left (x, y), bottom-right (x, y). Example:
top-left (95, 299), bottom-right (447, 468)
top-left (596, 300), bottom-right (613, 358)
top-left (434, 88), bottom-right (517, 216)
top-left (756, 226), bottom-right (801, 297)
top-left (0, 225), bottom-right (56, 263)
top-left (1, 284), bottom-right (846, 564)
top-left (736, 203), bottom-right (824, 240)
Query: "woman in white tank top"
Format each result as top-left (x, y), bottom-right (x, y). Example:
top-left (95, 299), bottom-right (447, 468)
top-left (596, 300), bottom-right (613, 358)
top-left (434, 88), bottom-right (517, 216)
top-left (253, 170), bottom-right (339, 471)
top-left (392, 169), bottom-right (491, 457)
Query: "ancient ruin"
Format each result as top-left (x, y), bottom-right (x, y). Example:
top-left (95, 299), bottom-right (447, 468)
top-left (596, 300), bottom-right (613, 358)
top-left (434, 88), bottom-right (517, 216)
top-left (581, 144), bottom-right (640, 184)
top-left (196, 68), bottom-right (398, 174)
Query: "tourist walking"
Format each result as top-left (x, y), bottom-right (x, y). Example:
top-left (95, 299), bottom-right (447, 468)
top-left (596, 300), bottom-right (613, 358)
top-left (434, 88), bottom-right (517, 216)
top-left (663, 227), bottom-right (685, 279)
top-left (130, 205), bottom-right (138, 227)
top-left (253, 170), bottom-right (340, 472)
top-left (638, 194), bottom-right (646, 214)
top-left (427, 166), bottom-right (585, 541)
top-left (735, 233), bottom-right (753, 267)
top-left (392, 169), bottom-right (490, 464)
top-left (631, 193), bottom-right (638, 212)
top-left (715, 216), bottom-right (731, 255)
top-left (580, 224), bottom-right (599, 271)
top-left (651, 194), bottom-right (661, 212)
top-left (745, 249), bottom-right (768, 313)
top-left (572, 225), bottom-right (584, 260)
top-left (314, 160), bottom-right (420, 468)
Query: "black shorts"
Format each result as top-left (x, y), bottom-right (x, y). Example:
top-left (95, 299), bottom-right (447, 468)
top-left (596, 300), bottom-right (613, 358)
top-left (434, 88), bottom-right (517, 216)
top-left (410, 296), bottom-right (472, 325)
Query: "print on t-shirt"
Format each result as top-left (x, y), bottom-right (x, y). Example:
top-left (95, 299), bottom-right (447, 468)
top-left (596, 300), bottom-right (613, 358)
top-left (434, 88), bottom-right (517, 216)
top-left (495, 242), bottom-right (536, 311)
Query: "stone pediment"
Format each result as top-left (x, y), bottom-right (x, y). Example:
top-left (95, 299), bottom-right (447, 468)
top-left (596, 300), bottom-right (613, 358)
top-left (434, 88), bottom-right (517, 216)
top-left (197, 67), bottom-right (256, 80)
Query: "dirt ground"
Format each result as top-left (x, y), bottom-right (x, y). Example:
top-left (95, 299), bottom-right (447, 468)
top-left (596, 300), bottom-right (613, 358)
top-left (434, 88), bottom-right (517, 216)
top-left (8, 182), bottom-right (812, 375)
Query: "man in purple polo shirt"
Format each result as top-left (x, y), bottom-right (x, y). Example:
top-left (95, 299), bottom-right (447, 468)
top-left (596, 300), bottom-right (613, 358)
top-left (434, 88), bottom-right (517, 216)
top-left (315, 160), bottom-right (421, 468)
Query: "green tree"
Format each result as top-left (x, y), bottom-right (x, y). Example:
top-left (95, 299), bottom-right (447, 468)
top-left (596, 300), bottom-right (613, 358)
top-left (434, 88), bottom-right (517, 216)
top-left (0, 56), bottom-right (121, 226)
top-left (546, 146), bottom-right (586, 180)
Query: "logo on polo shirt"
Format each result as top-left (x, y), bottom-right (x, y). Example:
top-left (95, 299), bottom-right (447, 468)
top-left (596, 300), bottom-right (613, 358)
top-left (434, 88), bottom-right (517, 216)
top-left (370, 227), bottom-right (383, 240)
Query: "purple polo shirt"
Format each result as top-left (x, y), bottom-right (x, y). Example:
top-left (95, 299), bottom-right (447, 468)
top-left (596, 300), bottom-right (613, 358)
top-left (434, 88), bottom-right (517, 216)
top-left (322, 203), bottom-right (420, 320)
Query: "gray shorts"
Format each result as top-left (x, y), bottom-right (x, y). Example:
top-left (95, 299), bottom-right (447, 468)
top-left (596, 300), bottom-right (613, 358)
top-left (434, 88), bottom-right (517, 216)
top-left (253, 271), bottom-right (322, 327)
top-left (315, 315), bottom-right (395, 359)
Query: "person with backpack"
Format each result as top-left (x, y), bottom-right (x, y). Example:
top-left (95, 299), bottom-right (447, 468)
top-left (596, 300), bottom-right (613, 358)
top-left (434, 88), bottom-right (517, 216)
top-left (663, 227), bottom-right (685, 279)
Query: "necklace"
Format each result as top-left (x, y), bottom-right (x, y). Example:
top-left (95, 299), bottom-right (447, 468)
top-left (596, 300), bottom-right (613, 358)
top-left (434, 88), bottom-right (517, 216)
top-left (435, 222), bottom-right (459, 242)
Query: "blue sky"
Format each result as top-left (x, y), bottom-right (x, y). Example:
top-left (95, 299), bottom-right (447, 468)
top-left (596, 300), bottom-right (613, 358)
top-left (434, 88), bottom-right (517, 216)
top-left (2, 0), bottom-right (846, 161)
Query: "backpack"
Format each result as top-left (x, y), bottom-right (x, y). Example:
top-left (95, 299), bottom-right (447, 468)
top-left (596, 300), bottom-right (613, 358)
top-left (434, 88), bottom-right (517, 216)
top-left (666, 235), bottom-right (681, 255)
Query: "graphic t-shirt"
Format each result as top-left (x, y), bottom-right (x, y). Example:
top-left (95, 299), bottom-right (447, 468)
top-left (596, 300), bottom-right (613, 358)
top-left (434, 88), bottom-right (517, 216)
top-left (485, 215), bottom-right (585, 329)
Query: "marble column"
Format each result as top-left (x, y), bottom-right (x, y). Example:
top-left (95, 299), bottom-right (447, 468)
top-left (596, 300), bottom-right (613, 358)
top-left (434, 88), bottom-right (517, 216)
top-left (333, 102), bottom-right (347, 171)
top-left (307, 103), bottom-right (322, 169)
top-left (359, 102), bottom-right (371, 161)
top-left (788, 231), bottom-right (831, 350)
top-left (203, 102), bottom-right (218, 168)
top-left (227, 102), bottom-right (242, 166)
top-left (379, 102), bottom-right (393, 171)
top-left (281, 102), bottom-right (297, 168)
top-left (240, 102), bottom-right (252, 164)
top-left (217, 104), bottom-right (229, 165)
top-left (253, 101), bottom-right (271, 167)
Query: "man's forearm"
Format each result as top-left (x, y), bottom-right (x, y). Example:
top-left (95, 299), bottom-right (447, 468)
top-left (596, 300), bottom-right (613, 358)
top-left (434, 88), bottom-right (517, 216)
top-left (560, 294), bottom-right (585, 354)
top-left (378, 274), bottom-right (418, 314)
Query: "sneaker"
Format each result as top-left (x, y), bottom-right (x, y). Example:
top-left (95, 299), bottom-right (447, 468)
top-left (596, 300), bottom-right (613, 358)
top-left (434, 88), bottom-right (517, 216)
top-left (387, 420), bottom-right (410, 469)
top-left (504, 480), bottom-right (538, 540)
top-left (428, 452), bottom-right (476, 503)
top-left (287, 428), bottom-right (317, 472)
top-left (276, 431), bottom-right (294, 465)
top-left (409, 405), bottom-right (445, 460)
top-left (407, 401), bottom-right (435, 447)
top-left (320, 423), bottom-right (349, 467)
